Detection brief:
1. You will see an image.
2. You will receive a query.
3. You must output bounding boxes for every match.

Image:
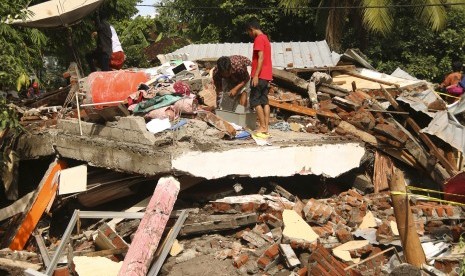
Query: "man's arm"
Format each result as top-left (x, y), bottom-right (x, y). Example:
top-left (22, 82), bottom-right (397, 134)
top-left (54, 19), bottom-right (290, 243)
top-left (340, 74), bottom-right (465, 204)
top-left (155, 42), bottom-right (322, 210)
top-left (229, 80), bottom-right (247, 97)
top-left (252, 51), bottom-right (264, 87)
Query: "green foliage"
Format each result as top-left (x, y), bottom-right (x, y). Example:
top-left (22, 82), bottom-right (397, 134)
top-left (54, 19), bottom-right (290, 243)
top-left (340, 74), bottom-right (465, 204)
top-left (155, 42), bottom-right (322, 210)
top-left (345, 7), bottom-right (465, 82)
top-left (113, 16), bottom-right (157, 68)
top-left (157, 0), bottom-right (319, 43)
top-left (41, 0), bottom-right (141, 75)
top-left (0, 98), bottom-right (21, 132)
top-left (0, 1), bottom-right (47, 91)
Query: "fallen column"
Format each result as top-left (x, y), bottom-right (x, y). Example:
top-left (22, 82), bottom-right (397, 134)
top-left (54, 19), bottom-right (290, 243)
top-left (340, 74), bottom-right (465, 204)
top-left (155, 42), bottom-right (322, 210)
top-left (118, 176), bottom-right (180, 276)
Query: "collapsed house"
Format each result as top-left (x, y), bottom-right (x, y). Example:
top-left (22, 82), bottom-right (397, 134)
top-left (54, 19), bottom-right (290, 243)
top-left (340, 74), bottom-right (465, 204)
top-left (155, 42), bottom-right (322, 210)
top-left (1, 40), bottom-right (465, 276)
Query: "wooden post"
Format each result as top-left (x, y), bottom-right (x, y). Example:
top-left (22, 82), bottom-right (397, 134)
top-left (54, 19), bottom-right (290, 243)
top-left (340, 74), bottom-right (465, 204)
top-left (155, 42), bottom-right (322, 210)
top-left (118, 177), bottom-right (180, 276)
top-left (389, 166), bottom-right (426, 267)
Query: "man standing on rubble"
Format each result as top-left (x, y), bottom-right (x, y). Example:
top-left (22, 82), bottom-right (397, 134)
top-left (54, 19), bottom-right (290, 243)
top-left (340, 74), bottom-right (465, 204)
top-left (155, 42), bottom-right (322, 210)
top-left (212, 55), bottom-right (251, 108)
top-left (246, 18), bottom-right (272, 135)
top-left (86, 14), bottom-right (112, 73)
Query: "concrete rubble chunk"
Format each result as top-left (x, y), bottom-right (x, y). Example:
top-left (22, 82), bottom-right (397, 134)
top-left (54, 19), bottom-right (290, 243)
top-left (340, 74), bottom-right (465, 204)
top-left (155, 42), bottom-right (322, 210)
top-left (74, 256), bottom-right (122, 276)
top-left (211, 194), bottom-right (294, 214)
top-left (170, 239), bottom-right (184, 257)
top-left (279, 244), bottom-right (301, 268)
top-left (332, 239), bottom-right (371, 263)
top-left (282, 210), bottom-right (319, 244)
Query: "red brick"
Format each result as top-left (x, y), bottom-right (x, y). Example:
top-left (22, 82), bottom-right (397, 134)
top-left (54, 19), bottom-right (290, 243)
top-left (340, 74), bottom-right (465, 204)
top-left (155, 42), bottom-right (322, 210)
top-left (233, 254), bottom-right (249, 268)
top-left (347, 189), bottom-right (364, 200)
top-left (303, 199), bottom-right (334, 224)
top-left (336, 228), bottom-right (353, 243)
top-left (257, 256), bottom-right (271, 269)
top-left (435, 207), bottom-right (444, 217)
top-left (376, 221), bottom-right (393, 243)
top-left (296, 267), bottom-right (307, 276)
top-left (443, 206), bottom-right (455, 217)
top-left (212, 202), bottom-right (232, 212)
top-left (264, 244), bottom-right (280, 259)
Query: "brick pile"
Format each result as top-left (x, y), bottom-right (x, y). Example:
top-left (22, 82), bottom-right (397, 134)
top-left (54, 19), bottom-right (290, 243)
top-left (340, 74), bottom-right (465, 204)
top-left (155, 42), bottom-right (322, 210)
top-left (200, 188), bottom-right (465, 275)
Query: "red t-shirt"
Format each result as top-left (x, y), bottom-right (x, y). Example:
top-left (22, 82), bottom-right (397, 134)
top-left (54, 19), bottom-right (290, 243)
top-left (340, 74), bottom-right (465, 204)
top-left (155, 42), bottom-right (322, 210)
top-left (251, 34), bottom-right (272, 81)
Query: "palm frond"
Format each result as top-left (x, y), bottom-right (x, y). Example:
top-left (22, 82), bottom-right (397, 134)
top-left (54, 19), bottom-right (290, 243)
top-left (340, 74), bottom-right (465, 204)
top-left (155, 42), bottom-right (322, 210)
top-left (279, 0), bottom-right (310, 14)
top-left (444, 0), bottom-right (465, 10)
top-left (413, 0), bottom-right (446, 31)
top-left (361, 0), bottom-right (393, 34)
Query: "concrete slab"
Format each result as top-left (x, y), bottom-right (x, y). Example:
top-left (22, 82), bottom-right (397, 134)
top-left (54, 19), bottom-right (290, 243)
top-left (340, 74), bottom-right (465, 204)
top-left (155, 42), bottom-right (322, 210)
top-left (172, 143), bottom-right (365, 179)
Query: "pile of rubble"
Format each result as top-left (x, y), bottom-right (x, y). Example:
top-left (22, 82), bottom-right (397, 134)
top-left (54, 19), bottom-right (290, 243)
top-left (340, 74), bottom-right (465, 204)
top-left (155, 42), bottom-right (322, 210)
top-left (2, 45), bottom-right (465, 275)
top-left (2, 179), bottom-right (464, 276)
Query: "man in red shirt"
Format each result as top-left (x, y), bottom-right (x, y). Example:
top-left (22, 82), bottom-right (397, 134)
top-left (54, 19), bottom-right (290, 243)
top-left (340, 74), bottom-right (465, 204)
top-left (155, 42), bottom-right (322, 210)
top-left (246, 18), bottom-right (272, 134)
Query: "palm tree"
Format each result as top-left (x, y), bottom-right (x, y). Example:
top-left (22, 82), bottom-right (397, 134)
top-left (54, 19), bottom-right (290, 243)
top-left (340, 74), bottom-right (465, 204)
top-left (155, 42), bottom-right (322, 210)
top-left (279, 0), bottom-right (463, 51)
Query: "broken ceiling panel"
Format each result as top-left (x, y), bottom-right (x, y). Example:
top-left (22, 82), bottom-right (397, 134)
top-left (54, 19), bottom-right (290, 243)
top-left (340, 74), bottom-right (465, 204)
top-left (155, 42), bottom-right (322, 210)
top-left (163, 41), bottom-right (341, 69)
top-left (172, 143), bottom-right (365, 179)
top-left (8, 0), bottom-right (104, 28)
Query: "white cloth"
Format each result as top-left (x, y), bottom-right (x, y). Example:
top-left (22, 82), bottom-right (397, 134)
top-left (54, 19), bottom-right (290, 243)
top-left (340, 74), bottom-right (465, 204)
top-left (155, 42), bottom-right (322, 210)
top-left (110, 25), bottom-right (123, 53)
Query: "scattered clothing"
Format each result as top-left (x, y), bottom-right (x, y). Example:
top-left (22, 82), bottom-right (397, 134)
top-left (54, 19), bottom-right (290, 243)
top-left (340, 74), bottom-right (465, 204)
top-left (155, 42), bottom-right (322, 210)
top-left (133, 94), bottom-right (183, 114)
top-left (146, 118), bottom-right (171, 134)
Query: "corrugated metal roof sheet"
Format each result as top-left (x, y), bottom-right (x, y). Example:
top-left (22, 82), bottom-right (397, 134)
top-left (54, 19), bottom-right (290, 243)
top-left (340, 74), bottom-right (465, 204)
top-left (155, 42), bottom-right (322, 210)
top-left (161, 40), bottom-right (341, 69)
top-left (397, 89), bottom-right (440, 118)
top-left (422, 111), bottom-right (465, 153)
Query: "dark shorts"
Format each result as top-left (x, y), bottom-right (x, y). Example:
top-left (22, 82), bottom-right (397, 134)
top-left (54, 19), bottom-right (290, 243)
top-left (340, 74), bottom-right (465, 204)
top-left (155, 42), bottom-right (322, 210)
top-left (249, 79), bottom-right (270, 108)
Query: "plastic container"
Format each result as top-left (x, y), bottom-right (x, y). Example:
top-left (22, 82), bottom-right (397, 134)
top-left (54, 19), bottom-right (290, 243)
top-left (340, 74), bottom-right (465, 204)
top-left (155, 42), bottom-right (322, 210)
top-left (216, 109), bottom-right (257, 129)
top-left (84, 70), bottom-right (149, 108)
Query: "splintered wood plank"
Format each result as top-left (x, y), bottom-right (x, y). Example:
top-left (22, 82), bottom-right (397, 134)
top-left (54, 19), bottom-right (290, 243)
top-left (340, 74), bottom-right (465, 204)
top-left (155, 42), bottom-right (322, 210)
top-left (197, 111), bottom-right (236, 137)
top-left (373, 151), bottom-right (392, 193)
top-left (268, 98), bottom-right (316, 117)
top-left (118, 176), bottom-right (180, 276)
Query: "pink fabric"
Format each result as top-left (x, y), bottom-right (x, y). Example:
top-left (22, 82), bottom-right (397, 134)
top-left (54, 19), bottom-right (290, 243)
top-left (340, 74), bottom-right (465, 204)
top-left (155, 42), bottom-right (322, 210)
top-left (173, 96), bottom-right (197, 114)
top-left (144, 106), bottom-right (177, 120)
top-left (447, 85), bottom-right (464, 96)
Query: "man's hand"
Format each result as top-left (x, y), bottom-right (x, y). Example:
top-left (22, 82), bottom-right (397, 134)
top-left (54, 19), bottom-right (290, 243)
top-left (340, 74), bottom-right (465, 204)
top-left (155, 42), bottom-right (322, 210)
top-left (229, 88), bottom-right (238, 97)
top-left (252, 76), bottom-right (259, 87)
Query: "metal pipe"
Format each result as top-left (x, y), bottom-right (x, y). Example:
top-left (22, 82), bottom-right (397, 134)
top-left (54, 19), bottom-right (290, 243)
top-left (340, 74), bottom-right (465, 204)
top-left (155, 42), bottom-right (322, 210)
top-left (75, 92), bottom-right (82, 136)
top-left (80, 100), bottom-right (125, 107)
top-left (45, 210), bottom-right (79, 275)
top-left (79, 211), bottom-right (144, 219)
top-left (148, 210), bottom-right (188, 276)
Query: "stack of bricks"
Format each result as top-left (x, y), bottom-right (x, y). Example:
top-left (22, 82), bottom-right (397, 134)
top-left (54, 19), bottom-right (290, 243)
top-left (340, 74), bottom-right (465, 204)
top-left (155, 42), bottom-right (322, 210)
top-left (303, 198), bottom-right (334, 224)
top-left (307, 244), bottom-right (359, 276)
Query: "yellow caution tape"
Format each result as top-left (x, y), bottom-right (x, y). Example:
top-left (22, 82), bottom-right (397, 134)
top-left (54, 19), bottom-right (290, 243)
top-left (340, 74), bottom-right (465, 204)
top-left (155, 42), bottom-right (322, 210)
top-left (407, 186), bottom-right (465, 198)
top-left (390, 190), bottom-right (465, 207)
top-left (434, 91), bottom-right (461, 99)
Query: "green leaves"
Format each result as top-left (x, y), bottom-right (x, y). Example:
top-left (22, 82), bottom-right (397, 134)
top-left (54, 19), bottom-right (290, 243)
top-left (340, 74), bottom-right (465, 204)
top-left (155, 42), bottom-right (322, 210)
top-left (0, 98), bottom-right (21, 132)
top-left (0, 2), bottom-right (46, 91)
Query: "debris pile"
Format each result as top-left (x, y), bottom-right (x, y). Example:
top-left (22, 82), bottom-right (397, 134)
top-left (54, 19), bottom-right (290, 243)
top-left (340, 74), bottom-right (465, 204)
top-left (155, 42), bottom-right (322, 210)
top-left (2, 43), bottom-right (465, 275)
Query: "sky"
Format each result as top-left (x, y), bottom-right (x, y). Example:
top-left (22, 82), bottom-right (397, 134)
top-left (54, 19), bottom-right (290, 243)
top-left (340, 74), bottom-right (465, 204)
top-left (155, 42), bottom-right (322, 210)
top-left (137, 0), bottom-right (157, 17)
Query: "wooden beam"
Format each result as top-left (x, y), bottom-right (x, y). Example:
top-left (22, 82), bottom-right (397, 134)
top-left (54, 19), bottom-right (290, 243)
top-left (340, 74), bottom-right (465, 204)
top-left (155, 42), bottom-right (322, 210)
top-left (118, 177), bottom-right (180, 276)
top-left (343, 70), bottom-right (401, 88)
top-left (268, 98), bottom-right (316, 117)
top-left (389, 166), bottom-right (426, 267)
top-left (272, 68), bottom-right (308, 93)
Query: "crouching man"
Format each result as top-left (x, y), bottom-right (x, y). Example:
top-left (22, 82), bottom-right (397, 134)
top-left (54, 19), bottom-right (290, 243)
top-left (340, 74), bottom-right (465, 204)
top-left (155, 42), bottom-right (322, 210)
top-left (212, 55), bottom-right (251, 111)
